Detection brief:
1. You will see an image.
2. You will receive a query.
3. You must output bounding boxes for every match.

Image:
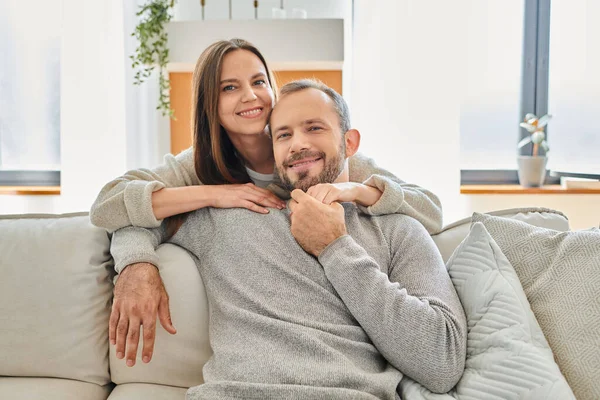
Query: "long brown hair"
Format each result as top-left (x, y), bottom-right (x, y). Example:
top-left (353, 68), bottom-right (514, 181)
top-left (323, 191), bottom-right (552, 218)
top-left (166, 38), bottom-right (278, 237)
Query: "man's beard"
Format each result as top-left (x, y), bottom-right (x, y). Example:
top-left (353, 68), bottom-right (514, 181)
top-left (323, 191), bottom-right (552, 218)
top-left (276, 142), bottom-right (346, 192)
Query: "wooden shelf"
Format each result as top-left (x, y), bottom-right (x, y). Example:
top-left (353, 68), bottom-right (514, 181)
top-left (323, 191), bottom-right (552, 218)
top-left (0, 186), bottom-right (60, 195)
top-left (461, 184), bottom-right (600, 195)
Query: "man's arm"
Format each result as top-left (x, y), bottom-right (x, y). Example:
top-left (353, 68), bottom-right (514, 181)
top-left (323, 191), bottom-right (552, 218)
top-left (109, 223), bottom-right (174, 367)
top-left (318, 216), bottom-right (467, 394)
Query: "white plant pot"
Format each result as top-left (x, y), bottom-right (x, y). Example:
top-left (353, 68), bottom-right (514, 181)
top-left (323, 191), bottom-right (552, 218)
top-left (517, 156), bottom-right (548, 187)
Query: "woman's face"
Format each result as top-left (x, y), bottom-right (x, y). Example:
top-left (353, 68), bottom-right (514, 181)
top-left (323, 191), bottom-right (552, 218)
top-left (218, 49), bottom-right (275, 137)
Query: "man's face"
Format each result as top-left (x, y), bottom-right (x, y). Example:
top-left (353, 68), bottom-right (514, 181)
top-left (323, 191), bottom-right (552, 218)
top-left (270, 88), bottom-right (346, 192)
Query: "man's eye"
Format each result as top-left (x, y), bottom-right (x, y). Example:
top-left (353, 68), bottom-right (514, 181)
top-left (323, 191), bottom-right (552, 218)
top-left (277, 133), bottom-right (291, 140)
top-left (308, 126), bottom-right (322, 131)
top-left (223, 85), bottom-right (235, 91)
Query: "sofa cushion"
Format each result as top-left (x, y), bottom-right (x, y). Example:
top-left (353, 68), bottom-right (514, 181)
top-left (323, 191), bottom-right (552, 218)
top-left (107, 383), bottom-right (187, 400)
top-left (110, 243), bottom-right (210, 388)
top-left (473, 213), bottom-right (600, 400)
top-left (0, 376), bottom-right (112, 400)
top-left (432, 207), bottom-right (569, 262)
top-left (0, 213), bottom-right (113, 385)
top-left (399, 223), bottom-right (575, 399)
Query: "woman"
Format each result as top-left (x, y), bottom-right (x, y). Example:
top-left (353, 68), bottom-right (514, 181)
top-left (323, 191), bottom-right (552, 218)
top-left (94, 38), bottom-right (444, 368)
top-left (90, 38), bottom-right (442, 234)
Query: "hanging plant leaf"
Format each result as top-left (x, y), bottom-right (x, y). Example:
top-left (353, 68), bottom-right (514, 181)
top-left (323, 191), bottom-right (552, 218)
top-left (131, 0), bottom-right (175, 119)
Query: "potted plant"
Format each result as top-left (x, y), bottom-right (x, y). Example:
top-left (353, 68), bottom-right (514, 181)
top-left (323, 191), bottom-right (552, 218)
top-left (131, 0), bottom-right (176, 118)
top-left (517, 113), bottom-right (551, 187)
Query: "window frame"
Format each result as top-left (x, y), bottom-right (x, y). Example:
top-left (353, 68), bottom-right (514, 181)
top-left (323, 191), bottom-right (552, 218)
top-left (0, 170), bottom-right (60, 187)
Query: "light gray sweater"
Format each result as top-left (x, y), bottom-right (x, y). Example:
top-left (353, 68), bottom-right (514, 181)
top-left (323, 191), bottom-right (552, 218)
top-left (111, 205), bottom-right (467, 399)
top-left (90, 147), bottom-right (444, 235)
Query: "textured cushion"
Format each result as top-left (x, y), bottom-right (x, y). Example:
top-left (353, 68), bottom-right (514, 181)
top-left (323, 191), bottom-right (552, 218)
top-left (0, 377), bottom-right (112, 400)
top-left (0, 213), bottom-right (113, 385)
top-left (107, 383), bottom-right (187, 400)
top-left (110, 243), bottom-right (210, 388)
top-left (472, 213), bottom-right (600, 400)
top-left (432, 208), bottom-right (569, 262)
top-left (399, 223), bottom-right (575, 400)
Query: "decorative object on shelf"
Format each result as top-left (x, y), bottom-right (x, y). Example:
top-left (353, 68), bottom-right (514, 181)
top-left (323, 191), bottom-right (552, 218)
top-left (131, 0), bottom-right (176, 118)
top-left (272, 7), bottom-right (286, 18)
top-left (201, 0), bottom-right (205, 20)
top-left (254, 0), bottom-right (258, 19)
top-left (516, 113), bottom-right (552, 187)
top-left (291, 8), bottom-right (307, 19)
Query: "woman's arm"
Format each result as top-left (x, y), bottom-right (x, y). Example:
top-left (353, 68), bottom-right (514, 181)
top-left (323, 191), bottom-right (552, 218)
top-left (348, 152), bottom-right (444, 234)
top-left (90, 147), bottom-right (284, 232)
top-left (90, 147), bottom-right (200, 232)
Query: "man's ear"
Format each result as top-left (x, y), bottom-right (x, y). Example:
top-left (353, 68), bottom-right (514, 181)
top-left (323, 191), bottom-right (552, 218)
top-left (343, 129), bottom-right (361, 158)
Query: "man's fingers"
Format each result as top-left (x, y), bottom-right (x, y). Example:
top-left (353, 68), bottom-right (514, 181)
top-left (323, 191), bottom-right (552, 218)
top-left (115, 316), bottom-right (129, 360)
top-left (141, 317), bottom-right (157, 364)
top-left (288, 199), bottom-right (298, 214)
top-left (109, 307), bottom-right (119, 346)
top-left (290, 189), bottom-right (311, 203)
top-left (125, 317), bottom-right (141, 367)
top-left (158, 295), bottom-right (177, 335)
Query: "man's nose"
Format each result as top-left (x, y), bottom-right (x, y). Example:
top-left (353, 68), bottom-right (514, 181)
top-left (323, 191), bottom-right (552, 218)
top-left (289, 132), bottom-right (310, 154)
top-left (241, 85), bottom-right (258, 102)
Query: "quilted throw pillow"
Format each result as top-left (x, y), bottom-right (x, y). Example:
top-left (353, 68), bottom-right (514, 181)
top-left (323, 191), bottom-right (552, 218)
top-left (398, 222), bottom-right (574, 400)
top-left (471, 213), bottom-right (600, 400)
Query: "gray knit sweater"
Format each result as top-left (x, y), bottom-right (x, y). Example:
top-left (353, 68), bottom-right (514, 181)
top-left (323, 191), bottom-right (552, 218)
top-left (111, 205), bottom-right (467, 399)
top-left (91, 147), bottom-right (443, 235)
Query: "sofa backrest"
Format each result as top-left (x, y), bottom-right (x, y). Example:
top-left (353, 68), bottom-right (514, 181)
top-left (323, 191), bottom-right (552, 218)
top-left (0, 207), bottom-right (570, 390)
top-left (432, 207), bottom-right (570, 262)
top-left (0, 213), bottom-right (114, 386)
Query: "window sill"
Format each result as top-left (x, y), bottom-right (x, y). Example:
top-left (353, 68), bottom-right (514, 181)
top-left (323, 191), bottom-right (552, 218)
top-left (460, 184), bottom-right (600, 195)
top-left (0, 186), bottom-right (61, 195)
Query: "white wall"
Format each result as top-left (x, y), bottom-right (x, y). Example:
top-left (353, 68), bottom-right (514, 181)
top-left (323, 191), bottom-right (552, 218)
top-left (2, 0), bottom-right (599, 230)
top-left (351, 0), bottom-right (600, 230)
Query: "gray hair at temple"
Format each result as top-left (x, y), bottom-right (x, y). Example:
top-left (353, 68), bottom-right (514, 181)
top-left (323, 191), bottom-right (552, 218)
top-left (273, 79), bottom-right (351, 135)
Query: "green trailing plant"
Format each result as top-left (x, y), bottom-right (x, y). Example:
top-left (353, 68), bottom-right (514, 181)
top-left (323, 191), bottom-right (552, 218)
top-left (518, 113), bottom-right (552, 157)
top-left (131, 0), bottom-right (175, 118)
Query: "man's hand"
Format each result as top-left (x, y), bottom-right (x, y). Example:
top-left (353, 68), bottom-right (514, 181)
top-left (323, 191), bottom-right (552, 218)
top-left (288, 189), bottom-right (348, 257)
top-left (109, 262), bottom-right (177, 367)
top-left (306, 182), bottom-right (382, 207)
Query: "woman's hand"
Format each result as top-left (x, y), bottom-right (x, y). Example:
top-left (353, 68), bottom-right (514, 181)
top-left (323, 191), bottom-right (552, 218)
top-left (210, 183), bottom-right (286, 214)
top-left (306, 182), bottom-right (382, 207)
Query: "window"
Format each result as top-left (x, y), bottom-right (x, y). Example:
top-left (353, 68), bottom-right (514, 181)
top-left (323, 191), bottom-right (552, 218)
top-left (0, 0), bottom-right (61, 186)
top-left (547, 0), bottom-right (600, 172)
top-left (460, 0), bottom-right (599, 184)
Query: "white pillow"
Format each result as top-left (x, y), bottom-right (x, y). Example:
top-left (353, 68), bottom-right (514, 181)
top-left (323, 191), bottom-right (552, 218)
top-left (398, 222), bottom-right (574, 400)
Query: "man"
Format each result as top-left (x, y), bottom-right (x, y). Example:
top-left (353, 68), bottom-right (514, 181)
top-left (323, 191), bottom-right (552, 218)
top-left (110, 80), bottom-right (467, 399)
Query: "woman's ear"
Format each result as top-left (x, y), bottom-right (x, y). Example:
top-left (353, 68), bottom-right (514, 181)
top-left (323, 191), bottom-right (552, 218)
top-left (344, 129), bottom-right (361, 158)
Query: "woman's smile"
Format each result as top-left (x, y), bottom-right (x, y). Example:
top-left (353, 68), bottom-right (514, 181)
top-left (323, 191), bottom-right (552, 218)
top-left (237, 107), bottom-right (264, 119)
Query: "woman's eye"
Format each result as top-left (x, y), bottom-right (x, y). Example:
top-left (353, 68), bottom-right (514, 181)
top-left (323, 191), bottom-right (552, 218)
top-left (223, 85), bottom-right (235, 92)
top-left (254, 79), bottom-right (266, 86)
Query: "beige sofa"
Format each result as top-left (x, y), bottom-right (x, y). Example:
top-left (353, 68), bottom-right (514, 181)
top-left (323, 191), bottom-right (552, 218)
top-left (0, 208), bottom-right (575, 399)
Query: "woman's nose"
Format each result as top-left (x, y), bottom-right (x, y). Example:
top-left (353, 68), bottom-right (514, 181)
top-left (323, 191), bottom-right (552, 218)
top-left (241, 85), bottom-right (258, 102)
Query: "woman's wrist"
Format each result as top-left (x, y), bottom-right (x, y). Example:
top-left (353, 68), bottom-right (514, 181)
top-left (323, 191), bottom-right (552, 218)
top-left (152, 186), bottom-right (215, 220)
top-left (353, 184), bottom-right (382, 207)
